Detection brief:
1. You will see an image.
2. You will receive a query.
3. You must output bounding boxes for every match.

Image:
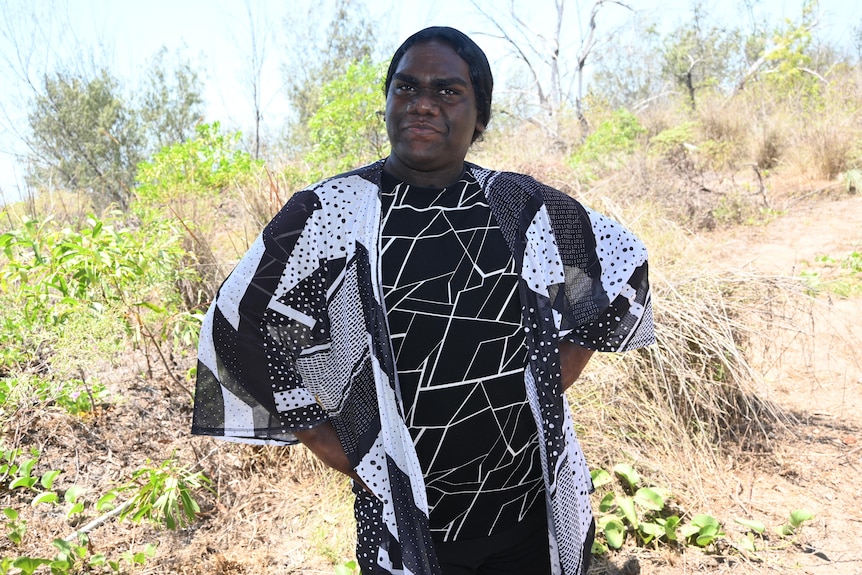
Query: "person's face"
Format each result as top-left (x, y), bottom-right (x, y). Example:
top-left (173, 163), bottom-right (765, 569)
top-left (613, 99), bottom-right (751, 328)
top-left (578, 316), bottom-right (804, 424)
top-left (384, 40), bottom-right (485, 187)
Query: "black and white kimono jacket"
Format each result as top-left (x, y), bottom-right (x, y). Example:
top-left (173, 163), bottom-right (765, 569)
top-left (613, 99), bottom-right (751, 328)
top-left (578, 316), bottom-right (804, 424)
top-left (192, 160), bottom-right (654, 575)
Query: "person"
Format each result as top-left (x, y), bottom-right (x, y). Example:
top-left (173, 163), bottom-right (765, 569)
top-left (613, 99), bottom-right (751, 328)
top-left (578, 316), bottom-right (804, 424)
top-left (191, 26), bottom-right (653, 575)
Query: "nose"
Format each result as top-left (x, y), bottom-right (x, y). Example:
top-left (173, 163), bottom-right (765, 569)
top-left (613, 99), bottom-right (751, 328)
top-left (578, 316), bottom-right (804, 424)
top-left (407, 89), bottom-right (438, 115)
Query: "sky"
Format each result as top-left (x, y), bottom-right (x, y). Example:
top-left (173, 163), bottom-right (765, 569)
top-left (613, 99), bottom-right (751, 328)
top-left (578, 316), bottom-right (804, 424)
top-left (0, 0), bottom-right (860, 205)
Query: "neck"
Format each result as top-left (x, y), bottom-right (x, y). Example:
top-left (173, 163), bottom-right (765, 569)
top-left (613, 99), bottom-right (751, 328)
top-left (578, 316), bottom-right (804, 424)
top-left (383, 156), bottom-right (465, 189)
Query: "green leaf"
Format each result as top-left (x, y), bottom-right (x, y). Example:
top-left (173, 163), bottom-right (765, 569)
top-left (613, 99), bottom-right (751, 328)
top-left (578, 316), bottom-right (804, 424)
top-left (789, 509), bottom-right (813, 527)
top-left (639, 521), bottom-right (665, 540)
top-left (590, 468), bottom-right (613, 488)
top-left (737, 534), bottom-right (756, 553)
top-left (67, 502), bottom-right (85, 518)
top-left (678, 524), bottom-right (701, 538)
top-left (662, 515), bottom-right (681, 541)
top-left (9, 477), bottom-right (37, 490)
top-left (64, 485), bottom-right (85, 504)
top-left (695, 524), bottom-right (721, 546)
top-left (11, 557), bottom-right (52, 575)
top-left (734, 517), bottom-right (766, 533)
top-left (691, 514), bottom-right (721, 528)
top-left (40, 469), bottom-right (61, 490)
top-left (603, 517), bottom-right (626, 549)
top-left (634, 487), bottom-right (665, 511)
top-left (613, 463), bottom-right (640, 491)
top-left (31, 492), bottom-right (58, 506)
top-left (89, 553), bottom-right (106, 566)
top-left (598, 492), bottom-right (616, 513)
top-left (618, 496), bottom-right (638, 526)
top-left (96, 491), bottom-right (118, 512)
top-left (3, 507), bottom-right (19, 520)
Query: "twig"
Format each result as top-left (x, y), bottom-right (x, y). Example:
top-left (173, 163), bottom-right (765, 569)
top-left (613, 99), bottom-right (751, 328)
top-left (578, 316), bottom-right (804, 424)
top-left (63, 498), bottom-right (135, 542)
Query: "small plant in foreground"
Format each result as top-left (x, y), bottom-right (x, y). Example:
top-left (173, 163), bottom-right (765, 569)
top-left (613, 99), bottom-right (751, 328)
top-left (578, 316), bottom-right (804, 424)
top-left (3, 507), bottom-right (27, 546)
top-left (776, 508), bottom-right (814, 537)
top-left (800, 251), bottom-right (862, 297)
top-left (0, 533), bottom-right (157, 575)
top-left (335, 559), bottom-right (360, 575)
top-left (590, 463), bottom-right (724, 553)
top-left (732, 509), bottom-right (814, 558)
top-left (100, 455), bottom-right (211, 530)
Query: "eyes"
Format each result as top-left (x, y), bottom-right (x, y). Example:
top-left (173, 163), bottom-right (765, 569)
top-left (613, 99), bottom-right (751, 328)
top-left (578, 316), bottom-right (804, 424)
top-left (393, 82), bottom-right (462, 98)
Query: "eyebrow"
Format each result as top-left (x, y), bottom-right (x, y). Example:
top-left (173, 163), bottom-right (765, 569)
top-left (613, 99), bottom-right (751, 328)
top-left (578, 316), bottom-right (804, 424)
top-left (392, 72), bottom-right (469, 89)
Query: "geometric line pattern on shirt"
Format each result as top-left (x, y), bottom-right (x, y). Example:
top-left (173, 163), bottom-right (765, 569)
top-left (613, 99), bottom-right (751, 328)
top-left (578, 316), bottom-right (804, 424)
top-left (380, 172), bottom-right (543, 541)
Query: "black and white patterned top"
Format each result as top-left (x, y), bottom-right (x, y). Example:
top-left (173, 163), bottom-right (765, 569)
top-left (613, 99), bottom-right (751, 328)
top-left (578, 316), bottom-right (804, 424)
top-left (380, 171), bottom-right (543, 541)
top-left (191, 160), bottom-right (654, 575)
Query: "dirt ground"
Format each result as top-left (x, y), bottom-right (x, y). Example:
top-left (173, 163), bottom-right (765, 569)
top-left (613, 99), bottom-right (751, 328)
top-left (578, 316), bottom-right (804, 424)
top-left (2, 192), bottom-right (860, 574)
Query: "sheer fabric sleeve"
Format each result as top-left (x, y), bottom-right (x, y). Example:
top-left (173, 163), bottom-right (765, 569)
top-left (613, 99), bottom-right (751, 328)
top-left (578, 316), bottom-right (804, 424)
top-left (191, 189), bottom-right (330, 444)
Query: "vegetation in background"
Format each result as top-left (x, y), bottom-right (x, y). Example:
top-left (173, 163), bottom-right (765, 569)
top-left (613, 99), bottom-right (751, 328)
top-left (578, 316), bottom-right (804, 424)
top-left (0, 0), bottom-right (859, 571)
top-left (306, 58), bottom-right (388, 177)
top-left (23, 49), bottom-right (204, 212)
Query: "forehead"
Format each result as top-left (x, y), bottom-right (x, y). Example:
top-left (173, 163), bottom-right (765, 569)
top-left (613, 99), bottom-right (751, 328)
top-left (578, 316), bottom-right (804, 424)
top-left (395, 40), bottom-right (473, 85)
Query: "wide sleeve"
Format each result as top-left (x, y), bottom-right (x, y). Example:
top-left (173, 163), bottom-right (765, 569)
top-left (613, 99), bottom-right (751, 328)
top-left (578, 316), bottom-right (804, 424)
top-left (543, 187), bottom-right (654, 352)
top-left (191, 189), bottom-right (330, 444)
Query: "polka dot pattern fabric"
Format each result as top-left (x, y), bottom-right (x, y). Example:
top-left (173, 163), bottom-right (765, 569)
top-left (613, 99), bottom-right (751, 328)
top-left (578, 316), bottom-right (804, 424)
top-left (191, 160), bottom-right (654, 575)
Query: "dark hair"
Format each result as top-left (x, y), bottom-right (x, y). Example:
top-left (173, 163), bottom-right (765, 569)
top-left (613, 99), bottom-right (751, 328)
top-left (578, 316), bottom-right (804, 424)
top-left (384, 26), bottom-right (493, 142)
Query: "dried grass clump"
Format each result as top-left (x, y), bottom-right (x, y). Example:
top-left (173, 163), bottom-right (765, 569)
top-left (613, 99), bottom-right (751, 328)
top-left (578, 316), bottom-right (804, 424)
top-left (697, 94), bottom-right (748, 146)
top-left (572, 268), bottom-right (806, 493)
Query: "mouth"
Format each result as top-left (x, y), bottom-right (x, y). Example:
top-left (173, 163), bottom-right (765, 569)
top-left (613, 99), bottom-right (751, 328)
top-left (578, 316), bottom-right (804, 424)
top-left (404, 122), bottom-right (442, 136)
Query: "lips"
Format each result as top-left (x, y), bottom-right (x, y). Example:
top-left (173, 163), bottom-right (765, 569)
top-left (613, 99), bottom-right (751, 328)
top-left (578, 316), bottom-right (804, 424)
top-left (404, 122), bottom-right (443, 136)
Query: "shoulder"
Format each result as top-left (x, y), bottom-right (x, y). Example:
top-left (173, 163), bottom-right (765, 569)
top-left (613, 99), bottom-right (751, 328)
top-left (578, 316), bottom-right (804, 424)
top-left (465, 162), bottom-right (579, 207)
top-left (314, 159), bottom-right (385, 190)
top-left (277, 160), bottom-right (384, 212)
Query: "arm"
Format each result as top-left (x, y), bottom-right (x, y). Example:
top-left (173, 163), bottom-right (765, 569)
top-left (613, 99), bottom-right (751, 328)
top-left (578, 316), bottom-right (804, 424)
top-left (559, 341), bottom-right (594, 391)
top-left (293, 422), bottom-right (370, 492)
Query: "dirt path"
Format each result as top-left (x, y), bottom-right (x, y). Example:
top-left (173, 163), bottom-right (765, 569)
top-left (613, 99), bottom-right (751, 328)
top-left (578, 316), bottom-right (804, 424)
top-left (696, 194), bottom-right (862, 575)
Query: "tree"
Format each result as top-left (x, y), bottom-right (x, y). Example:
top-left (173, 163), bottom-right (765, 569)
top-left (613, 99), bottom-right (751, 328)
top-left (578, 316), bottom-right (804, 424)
top-left (470, 0), bottom-right (630, 143)
top-left (234, 0), bottom-right (274, 160)
top-left (282, 0), bottom-right (377, 146)
top-left (660, 5), bottom-right (746, 109)
top-left (26, 69), bottom-right (142, 210)
top-left (590, 19), bottom-right (669, 110)
top-left (305, 58), bottom-right (387, 176)
top-left (138, 47), bottom-right (205, 156)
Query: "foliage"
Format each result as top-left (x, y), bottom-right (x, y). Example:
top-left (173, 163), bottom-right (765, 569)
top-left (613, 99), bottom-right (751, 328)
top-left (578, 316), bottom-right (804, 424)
top-left (799, 250), bottom-right (862, 297)
top-left (590, 464), bottom-right (813, 558)
top-left (590, 464), bottom-right (697, 552)
top-left (136, 122), bottom-right (261, 203)
top-left (26, 69), bottom-right (142, 211)
top-left (732, 509), bottom-right (814, 558)
top-left (589, 21), bottom-right (666, 109)
top-left (284, 0), bottom-right (378, 143)
top-left (98, 456), bottom-right (211, 530)
top-left (660, 6), bottom-right (748, 107)
top-left (306, 58), bottom-right (388, 176)
top-left (648, 121), bottom-right (699, 159)
top-left (0, 448), bottom-right (205, 572)
top-left (0, 448), bottom-right (61, 496)
top-left (0, 531), bottom-right (158, 574)
top-left (23, 49), bottom-right (206, 213)
top-left (0, 211), bottom-right (199, 388)
top-left (761, 2), bottom-right (820, 100)
top-left (568, 109), bottom-right (645, 180)
top-left (0, 374), bottom-right (108, 418)
top-left (138, 47), bottom-right (205, 155)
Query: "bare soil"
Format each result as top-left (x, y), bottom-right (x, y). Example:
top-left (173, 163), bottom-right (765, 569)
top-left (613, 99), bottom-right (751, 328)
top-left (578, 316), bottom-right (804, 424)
top-left (2, 192), bottom-right (860, 574)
